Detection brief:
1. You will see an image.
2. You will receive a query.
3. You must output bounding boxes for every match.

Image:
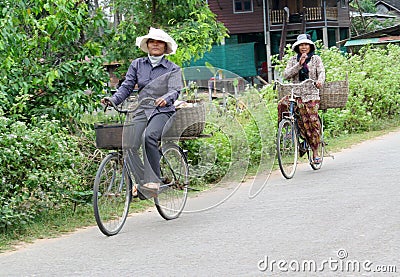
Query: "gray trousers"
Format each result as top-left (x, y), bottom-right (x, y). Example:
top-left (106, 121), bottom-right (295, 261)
top-left (124, 111), bottom-right (173, 184)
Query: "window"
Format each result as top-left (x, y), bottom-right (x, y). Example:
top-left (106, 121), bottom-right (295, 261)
top-left (234, 0), bottom-right (253, 13)
top-left (341, 0), bottom-right (346, 8)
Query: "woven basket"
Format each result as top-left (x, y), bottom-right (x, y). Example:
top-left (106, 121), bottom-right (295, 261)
top-left (166, 100), bottom-right (206, 137)
top-left (277, 80), bottom-right (349, 110)
top-left (94, 123), bottom-right (124, 149)
top-left (319, 80), bottom-right (349, 109)
top-left (277, 83), bottom-right (297, 100)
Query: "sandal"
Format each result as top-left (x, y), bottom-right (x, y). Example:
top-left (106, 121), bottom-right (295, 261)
top-left (141, 182), bottom-right (160, 198)
top-left (132, 185), bottom-right (138, 198)
top-left (313, 157), bottom-right (322, 164)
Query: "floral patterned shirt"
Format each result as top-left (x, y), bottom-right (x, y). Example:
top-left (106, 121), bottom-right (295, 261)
top-left (283, 55), bottom-right (326, 102)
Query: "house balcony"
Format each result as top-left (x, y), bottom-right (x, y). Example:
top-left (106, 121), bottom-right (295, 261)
top-left (269, 7), bottom-right (340, 31)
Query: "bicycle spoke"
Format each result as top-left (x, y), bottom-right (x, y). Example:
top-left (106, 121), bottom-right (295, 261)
top-left (277, 119), bottom-right (298, 179)
top-left (155, 144), bottom-right (188, 220)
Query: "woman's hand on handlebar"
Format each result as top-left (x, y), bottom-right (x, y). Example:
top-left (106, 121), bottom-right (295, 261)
top-left (100, 97), bottom-right (116, 112)
top-left (155, 97), bottom-right (167, 107)
top-left (314, 81), bottom-right (323, 89)
top-left (301, 79), bottom-right (322, 89)
top-left (101, 97), bottom-right (112, 106)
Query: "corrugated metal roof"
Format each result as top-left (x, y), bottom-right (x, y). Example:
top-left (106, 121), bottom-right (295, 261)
top-left (376, 0), bottom-right (400, 11)
top-left (344, 36), bottom-right (400, 46)
top-left (350, 11), bottom-right (396, 18)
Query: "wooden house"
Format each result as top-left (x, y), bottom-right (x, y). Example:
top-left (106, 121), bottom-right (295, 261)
top-left (206, 0), bottom-right (352, 81)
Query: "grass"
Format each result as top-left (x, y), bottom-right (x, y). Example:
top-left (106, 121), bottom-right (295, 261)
top-left (0, 200), bottom-right (154, 253)
top-left (324, 119), bottom-right (400, 153)
top-left (1, 119), bottom-right (399, 253)
top-left (0, 205), bottom-right (94, 252)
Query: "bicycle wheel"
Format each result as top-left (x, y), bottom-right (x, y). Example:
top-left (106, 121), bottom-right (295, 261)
top-left (155, 143), bottom-right (189, 220)
top-left (277, 119), bottom-right (299, 179)
top-left (309, 116), bottom-right (325, 170)
top-left (93, 152), bottom-right (131, 236)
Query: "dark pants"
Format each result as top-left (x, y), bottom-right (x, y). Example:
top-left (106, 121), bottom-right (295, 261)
top-left (124, 111), bottom-right (173, 185)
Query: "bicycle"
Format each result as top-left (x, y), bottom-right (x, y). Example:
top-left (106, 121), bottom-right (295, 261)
top-left (276, 79), bottom-right (325, 179)
top-left (93, 97), bottom-right (189, 236)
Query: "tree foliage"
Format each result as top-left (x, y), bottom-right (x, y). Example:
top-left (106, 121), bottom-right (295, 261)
top-left (350, 0), bottom-right (398, 36)
top-left (97, 0), bottom-right (228, 69)
top-left (0, 0), bottom-right (228, 123)
top-left (0, 0), bottom-right (109, 125)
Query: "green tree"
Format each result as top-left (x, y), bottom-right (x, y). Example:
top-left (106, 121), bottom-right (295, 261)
top-left (0, 0), bottom-right (109, 125)
top-left (350, 0), bottom-right (397, 36)
top-left (0, 0), bottom-right (227, 123)
top-left (96, 0), bottom-right (228, 69)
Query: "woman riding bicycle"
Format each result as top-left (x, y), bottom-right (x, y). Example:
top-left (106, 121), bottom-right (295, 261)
top-left (278, 34), bottom-right (326, 164)
top-left (101, 27), bottom-right (183, 196)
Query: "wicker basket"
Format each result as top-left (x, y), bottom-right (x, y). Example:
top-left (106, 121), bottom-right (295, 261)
top-left (277, 80), bottom-right (349, 110)
top-left (277, 83), bottom-right (297, 100)
top-left (319, 80), bottom-right (349, 109)
top-left (94, 123), bottom-right (124, 149)
top-left (166, 101), bottom-right (206, 137)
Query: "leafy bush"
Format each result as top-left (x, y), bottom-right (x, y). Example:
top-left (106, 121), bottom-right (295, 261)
top-left (0, 116), bottom-right (95, 231)
top-left (347, 45), bottom-right (400, 118)
top-left (183, 88), bottom-right (277, 186)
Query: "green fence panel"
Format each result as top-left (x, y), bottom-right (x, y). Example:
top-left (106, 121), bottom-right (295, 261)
top-left (188, 43), bottom-right (257, 77)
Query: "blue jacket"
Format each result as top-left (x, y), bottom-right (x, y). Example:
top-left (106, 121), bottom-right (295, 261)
top-left (110, 56), bottom-right (183, 119)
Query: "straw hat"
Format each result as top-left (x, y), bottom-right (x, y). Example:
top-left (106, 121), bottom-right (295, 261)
top-left (292, 34), bottom-right (315, 53)
top-left (135, 27), bottom-right (178, 55)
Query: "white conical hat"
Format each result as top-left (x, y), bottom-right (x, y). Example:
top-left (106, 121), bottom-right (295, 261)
top-left (135, 27), bottom-right (178, 55)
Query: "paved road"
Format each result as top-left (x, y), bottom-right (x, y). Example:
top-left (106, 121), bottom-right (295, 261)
top-left (1, 130), bottom-right (399, 276)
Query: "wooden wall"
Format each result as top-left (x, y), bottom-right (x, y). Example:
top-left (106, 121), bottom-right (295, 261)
top-left (208, 0), bottom-right (265, 34)
top-left (208, 0), bottom-right (350, 34)
top-left (337, 1), bottom-right (351, 27)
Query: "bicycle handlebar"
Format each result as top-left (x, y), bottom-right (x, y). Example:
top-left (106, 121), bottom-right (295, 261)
top-left (103, 97), bottom-right (156, 114)
top-left (275, 78), bottom-right (316, 88)
top-left (275, 79), bottom-right (318, 99)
